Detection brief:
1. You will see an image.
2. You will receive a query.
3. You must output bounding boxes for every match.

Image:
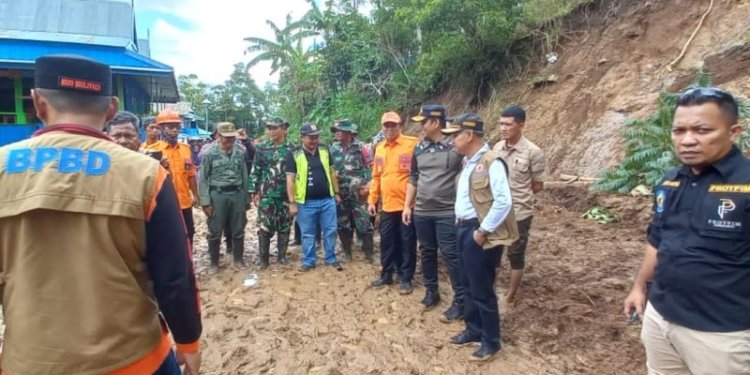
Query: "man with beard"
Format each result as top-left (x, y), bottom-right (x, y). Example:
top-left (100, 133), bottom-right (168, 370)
top-left (286, 123), bottom-right (343, 271)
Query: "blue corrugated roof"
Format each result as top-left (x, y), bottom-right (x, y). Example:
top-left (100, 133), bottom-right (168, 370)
top-left (0, 38), bottom-right (173, 76)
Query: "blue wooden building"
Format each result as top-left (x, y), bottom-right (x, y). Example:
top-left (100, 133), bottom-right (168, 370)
top-left (0, 0), bottom-right (179, 146)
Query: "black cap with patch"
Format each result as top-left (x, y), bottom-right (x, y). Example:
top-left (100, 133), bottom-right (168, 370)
top-left (34, 55), bottom-right (112, 96)
top-left (441, 113), bottom-right (484, 135)
top-left (411, 104), bottom-right (446, 123)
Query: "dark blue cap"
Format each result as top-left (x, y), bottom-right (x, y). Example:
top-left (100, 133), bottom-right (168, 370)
top-left (442, 113), bottom-right (484, 135)
top-left (411, 104), bottom-right (446, 122)
top-left (34, 55), bottom-right (112, 96)
top-left (301, 122), bottom-right (322, 136)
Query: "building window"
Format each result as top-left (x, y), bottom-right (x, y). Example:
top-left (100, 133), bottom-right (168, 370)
top-left (0, 77), bottom-right (16, 124)
top-left (22, 78), bottom-right (38, 124)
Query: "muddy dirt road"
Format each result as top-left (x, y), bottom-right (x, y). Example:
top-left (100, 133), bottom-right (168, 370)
top-left (193, 185), bottom-right (648, 374)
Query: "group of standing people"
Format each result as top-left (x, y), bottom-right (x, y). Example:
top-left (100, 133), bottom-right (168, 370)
top-left (122, 100), bottom-right (548, 361)
top-left (364, 105), bottom-right (546, 360)
top-left (3, 53), bottom-right (744, 374)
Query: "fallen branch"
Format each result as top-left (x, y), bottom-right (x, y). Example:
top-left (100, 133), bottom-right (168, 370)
top-left (560, 173), bottom-right (600, 182)
top-left (667, 0), bottom-right (714, 71)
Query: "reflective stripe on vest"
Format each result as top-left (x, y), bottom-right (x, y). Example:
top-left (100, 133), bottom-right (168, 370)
top-left (293, 148), bottom-right (335, 203)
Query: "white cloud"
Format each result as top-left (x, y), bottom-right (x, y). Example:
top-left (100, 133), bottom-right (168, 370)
top-left (135, 0), bottom-right (311, 86)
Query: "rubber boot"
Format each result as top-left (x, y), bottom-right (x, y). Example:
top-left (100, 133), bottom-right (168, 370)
top-left (257, 231), bottom-right (271, 269)
top-left (277, 232), bottom-right (290, 265)
top-left (339, 229), bottom-right (353, 262)
top-left (361, 233), bottom-right (375, 263)
top-left (232, 238), bottom-right (246, 269)
top-left (208, 239), bottom-right (221, 274)
top-left (225, 233), bottom-right (233, 256)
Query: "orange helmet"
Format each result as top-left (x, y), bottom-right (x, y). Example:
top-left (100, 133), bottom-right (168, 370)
top-left (156, 109), bottom-right (181, 125)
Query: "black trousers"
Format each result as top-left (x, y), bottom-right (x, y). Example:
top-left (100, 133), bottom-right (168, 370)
top-left (414, 214), bottom-right (463, 304)
top-left (379, 211), bottom-right (417, 282)
top-left (181, 208), bottom-right (195, 248)
top-left (457, 219), bottom-right (501, 349)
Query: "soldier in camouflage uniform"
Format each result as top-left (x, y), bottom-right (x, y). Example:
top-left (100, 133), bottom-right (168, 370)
top-left (248, 118), bottom-right (296, 268)
top-left (330, 119), bottom-right (374, 262)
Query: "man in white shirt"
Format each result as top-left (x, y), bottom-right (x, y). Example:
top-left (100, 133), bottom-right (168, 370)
top-left (441, 113), bottom-right (519, 361)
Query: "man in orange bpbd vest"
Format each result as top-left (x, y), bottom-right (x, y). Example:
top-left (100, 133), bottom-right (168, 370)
top-left (0, 55), bottom-right (202, 374)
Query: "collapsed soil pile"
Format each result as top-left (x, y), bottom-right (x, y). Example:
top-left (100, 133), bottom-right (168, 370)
top-left (434, 0), bottom-right (750, 178)
top-left (194, 184), bottom-right (651, 374)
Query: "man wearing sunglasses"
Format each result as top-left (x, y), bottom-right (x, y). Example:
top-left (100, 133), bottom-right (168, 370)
top-left (624, 87), bottom-right (750, 374)
top-left (442, 113), bottom-right (518, 361)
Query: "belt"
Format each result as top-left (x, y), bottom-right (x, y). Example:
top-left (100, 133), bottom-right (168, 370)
top-left (211, 185), bottom-right (241, 193)
top-left (456, 218), bottom-right (480, 227)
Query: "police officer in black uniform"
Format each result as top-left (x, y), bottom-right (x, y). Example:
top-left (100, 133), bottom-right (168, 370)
top-left (624, 87), bottom-right (750, 374)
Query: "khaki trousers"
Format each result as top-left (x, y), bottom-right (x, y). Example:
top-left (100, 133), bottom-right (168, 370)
top-left (641, 302), bottom-right (750, 375)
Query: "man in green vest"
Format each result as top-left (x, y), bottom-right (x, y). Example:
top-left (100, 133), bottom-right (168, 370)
top-left (441, 113), bottom-right (519, 361)
top-left (285, 123), bottom-right (343, 271)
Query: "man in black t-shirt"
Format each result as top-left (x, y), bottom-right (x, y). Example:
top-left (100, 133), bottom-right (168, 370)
top-left (285, 123), bottom-right (343, 271)
top-left (624, 88), bottom-right (750, 374)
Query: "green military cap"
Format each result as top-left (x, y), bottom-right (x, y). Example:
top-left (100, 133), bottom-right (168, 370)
top-left (332, 119), bottom-right (356, 133)
top-left (266, 117), bottom-right (288, 128)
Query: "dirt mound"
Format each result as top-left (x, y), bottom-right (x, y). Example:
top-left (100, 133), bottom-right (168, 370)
top-left (436, 0), bottom-right (750, 178)
top-left (194, 184), bottom-right (651, 374)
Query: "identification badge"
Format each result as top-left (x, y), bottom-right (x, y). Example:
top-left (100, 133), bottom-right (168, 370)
top-left (398, 154), bottom-right (411, 172)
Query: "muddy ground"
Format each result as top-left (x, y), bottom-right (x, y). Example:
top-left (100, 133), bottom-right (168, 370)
top-left (193, 185), bottom-right (650, 374)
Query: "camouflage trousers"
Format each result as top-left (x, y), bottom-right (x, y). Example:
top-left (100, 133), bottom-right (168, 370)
top-left (257, 196), bottom-right (292, 235)
top-left (336, 186), bottom-right (374, 235)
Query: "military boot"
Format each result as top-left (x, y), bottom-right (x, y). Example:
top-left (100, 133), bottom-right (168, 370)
top-left (208, 239), bottom-right (221, 275)
top-left (277, 232), bottom-right (290, 265)
top-left (339, 229), bottom-right (353, 262)
top-left (361, 233), bottom-right (375, 263)
top-left (225, 234), bottom-right (233, 256)
top-left (257, 231), bottom-right (271, 269)
top-left (232, 238), bottom-right (246, 269)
